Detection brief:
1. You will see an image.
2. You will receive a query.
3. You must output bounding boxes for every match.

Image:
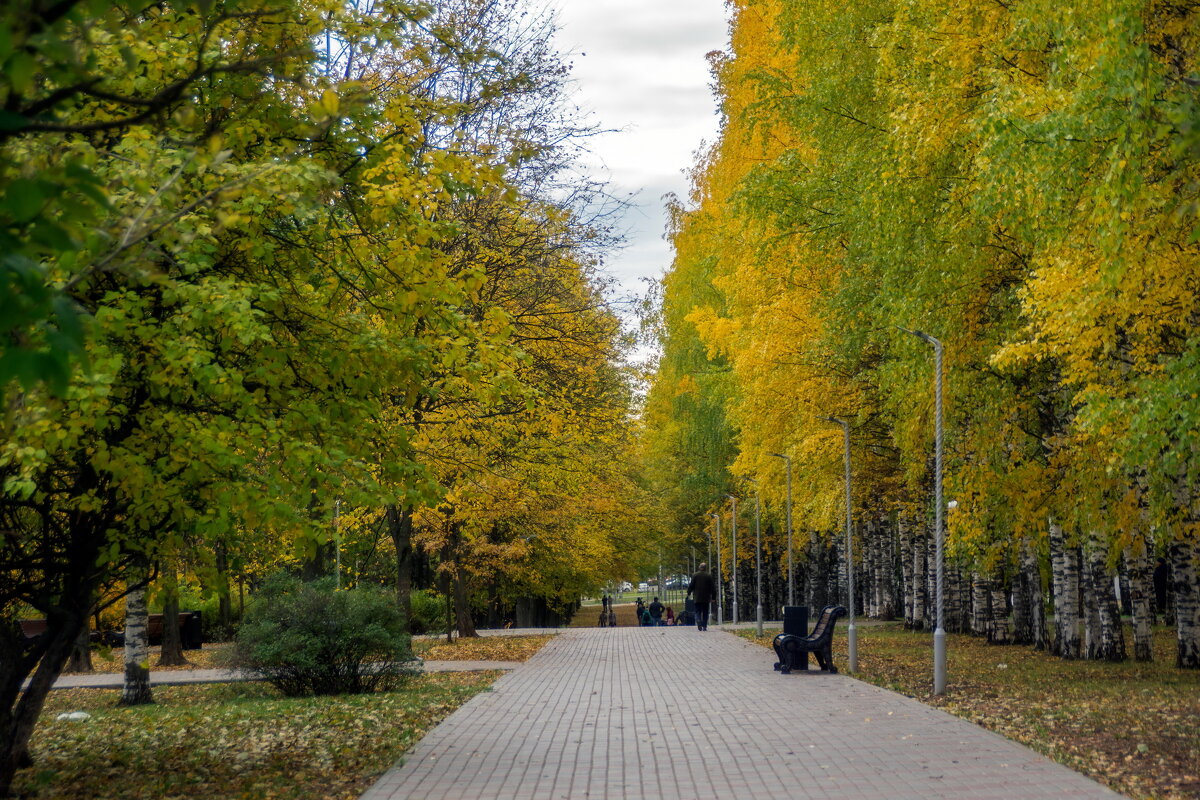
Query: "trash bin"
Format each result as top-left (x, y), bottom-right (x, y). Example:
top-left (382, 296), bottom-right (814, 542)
top-left (680, 598), bottom-right (696, 626)
top-left (782, 606), bottom-right (809, 670)
top-left (181, 610), bottom-right (203, 650)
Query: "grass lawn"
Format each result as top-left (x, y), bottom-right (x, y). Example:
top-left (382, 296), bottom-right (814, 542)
top-left (412, 634), bottom-right (555, 662)
top-left (739, 623), bottom-right (1200, 800)
top-left (14, 673), bottom-right (498, 799)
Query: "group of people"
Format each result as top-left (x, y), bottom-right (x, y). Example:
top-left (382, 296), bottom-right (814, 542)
top-left (596, 562), bottom-right (719, 629)
top-left (635, 596), bottom-right (679, 626)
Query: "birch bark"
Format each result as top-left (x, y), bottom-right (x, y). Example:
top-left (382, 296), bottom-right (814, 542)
top-left (119, 581), bottom-right (153, 706)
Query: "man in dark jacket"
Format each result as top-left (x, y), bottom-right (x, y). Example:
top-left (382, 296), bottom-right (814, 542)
top-left (687, 563), bottom-right (715, 631)
top-left (648, 597), bottom-right (664, 625)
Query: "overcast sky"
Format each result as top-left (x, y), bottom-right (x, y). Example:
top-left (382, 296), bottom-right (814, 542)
top-left (550, 0), bottom-right (730, 347)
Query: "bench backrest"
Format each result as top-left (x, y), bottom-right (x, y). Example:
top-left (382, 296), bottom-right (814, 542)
top-left (808, 605), bottom-right (846, 641)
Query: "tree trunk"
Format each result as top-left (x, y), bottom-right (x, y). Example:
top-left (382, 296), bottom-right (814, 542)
top-left (1018, 538), bottom-right (1049, 650)
top-left (899, 517), bottom-right (915, 628)
top-left (386, 504), bottom-right (414, 628)
top-left (119, 580), bottom-right (153, 706)
top-left (157, 556), bottom-right (189, 668)
top-left (1050, 520), bottom-right (1082, 659)
top-left (1012, 561), bottom-right (1031, 644)
top-left (1170, 538), bottom-right (1199, 668)
top-left (988, 582), bottom-right (1009, 644)
top-left (912, 529), bottom-right (927, 631)
top-left (0, 608), bottom-right (87, 794)
top-left (881, 518), bottom-right (896, 620)
top-left (1086, 531), bottom-right (1126, 662)
top-left (1126, 534), bottom-right (1154, 662)
top-left (65, 621), bottom-right (93, 673)
top-left (971, 572), bottom-right (989, 636)
top-left (454, 558), bottom-right (478, 638)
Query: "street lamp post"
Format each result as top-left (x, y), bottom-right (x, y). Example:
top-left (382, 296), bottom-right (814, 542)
top-left (725, 493), bottom-right (739, 625)
top-left (746, 477), bottom-right (764, 637)
top-left (709, 512), bottom-right (724, 626)
top-left (771, 453), bottom-right (795, 606)
top-left (900, 326), bottom-right (947, 696)
top-left (820, 416), bottom-right (857, 674)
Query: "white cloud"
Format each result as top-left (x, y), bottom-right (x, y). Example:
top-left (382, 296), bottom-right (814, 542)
top-left (550, 0), bottom-right (728, 336)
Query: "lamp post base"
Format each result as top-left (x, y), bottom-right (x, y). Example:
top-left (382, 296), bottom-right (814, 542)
top-left (848, 623), bottom-right (858, 674)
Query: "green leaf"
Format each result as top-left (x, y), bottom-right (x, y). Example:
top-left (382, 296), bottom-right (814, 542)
top-left (4, 178), bottom-right (45, 223)
top-left (7, 51), bottom-right (34, 94)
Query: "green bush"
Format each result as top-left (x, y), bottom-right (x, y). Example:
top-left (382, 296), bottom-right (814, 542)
top-left (232, 575), bottom-right (416, 696)
top-left (407, 589), bottom-right (445, 635)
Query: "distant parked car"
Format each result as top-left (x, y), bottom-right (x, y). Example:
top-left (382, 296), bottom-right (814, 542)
top-left (638, 582), bottom-right (649, 593)
top-left (619, 582), bottom-right (632, 592)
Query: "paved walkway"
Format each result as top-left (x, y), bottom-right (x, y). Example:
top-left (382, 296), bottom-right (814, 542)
top-left (361, 627), bottom-right (1124, 800)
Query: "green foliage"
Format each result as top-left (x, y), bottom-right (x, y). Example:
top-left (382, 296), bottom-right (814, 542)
top-left (407, 589), bottom-right (445, 635)
top-left (232, 576), bottom-right (415, 696)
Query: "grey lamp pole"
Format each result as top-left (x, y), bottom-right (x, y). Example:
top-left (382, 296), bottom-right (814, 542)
top-left (820, 416), bottom-right (857, 674)
top-left (725, 493), bottom-right (739, 624)
top-left (746, 477), bottom-right (763, 636)
top-left (770, 453), bottom-right (794, 606)
top-left (900, 326), bottom-right (947, 696)
top-left (710, 512), bottom-right (724, 626)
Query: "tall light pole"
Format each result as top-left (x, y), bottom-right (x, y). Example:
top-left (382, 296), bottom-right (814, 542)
top-left (771, 452), bottom-right (795, 606)
top-left (820, 416), bottom-right (857, 674)
top-left (725, 493), bottom-right (739, 624)
top-left (900, 326), bottom-right (947, 696)
top-left (746, 477), bottom-right (764, 636)
top-left (709, 512), bottom-right (724, 626)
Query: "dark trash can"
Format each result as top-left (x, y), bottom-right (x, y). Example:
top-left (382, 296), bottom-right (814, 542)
top-left (680, 598), bottom-right (696, 626)
top-left (181, 610), bottom-right (203, 650)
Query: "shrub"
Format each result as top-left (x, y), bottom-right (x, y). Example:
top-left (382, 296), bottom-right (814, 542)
top-left (232, 575), bottom-right (416, 696)
top-left (408, 589), bottom-right (446, 635)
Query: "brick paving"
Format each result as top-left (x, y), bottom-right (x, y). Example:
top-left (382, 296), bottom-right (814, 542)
top-left (361, 627), bottom-right (1124, 800)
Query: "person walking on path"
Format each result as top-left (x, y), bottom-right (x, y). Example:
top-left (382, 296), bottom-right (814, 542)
top-left (687, 563), bottom-right (715, 631)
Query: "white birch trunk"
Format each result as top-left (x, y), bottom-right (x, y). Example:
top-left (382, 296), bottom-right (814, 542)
top-left (971, 572), bottom-right (989, 636)
top-left (1126, 533), bottom-right (1154, 662)
top-left (1086, 531), bottom-right (1125, 661)
top-left (899, 517), bottom-right (914, 628)
top-left (1050, 520), bottom-right (1082, 659)
top-left (119, 582), bottom-right (153, 706)
top-left (988, 583), bottom-right (1009, 643)
top-left (912, 531), bottom-right (927, 630)
top-left (881, 520), bottom-right (896, 620)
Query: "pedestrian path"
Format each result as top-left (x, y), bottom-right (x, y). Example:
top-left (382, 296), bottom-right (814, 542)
top-left (43, 660), bottom-right (521, 691)
top-left (361, 627), bottom-right (1123, 800)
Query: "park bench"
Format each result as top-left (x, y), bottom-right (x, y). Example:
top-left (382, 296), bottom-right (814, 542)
top-left (772, 604), bottom-right (846, 674)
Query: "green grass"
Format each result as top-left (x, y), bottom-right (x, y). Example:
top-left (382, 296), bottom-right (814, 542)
top-left (739, 623), bottom-right (1200, 800)
top-left (15, 673), bottom-right (499, 799)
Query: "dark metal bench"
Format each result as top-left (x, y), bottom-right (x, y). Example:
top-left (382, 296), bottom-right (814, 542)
top-left (772, 604), bottom-right (846, 674)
